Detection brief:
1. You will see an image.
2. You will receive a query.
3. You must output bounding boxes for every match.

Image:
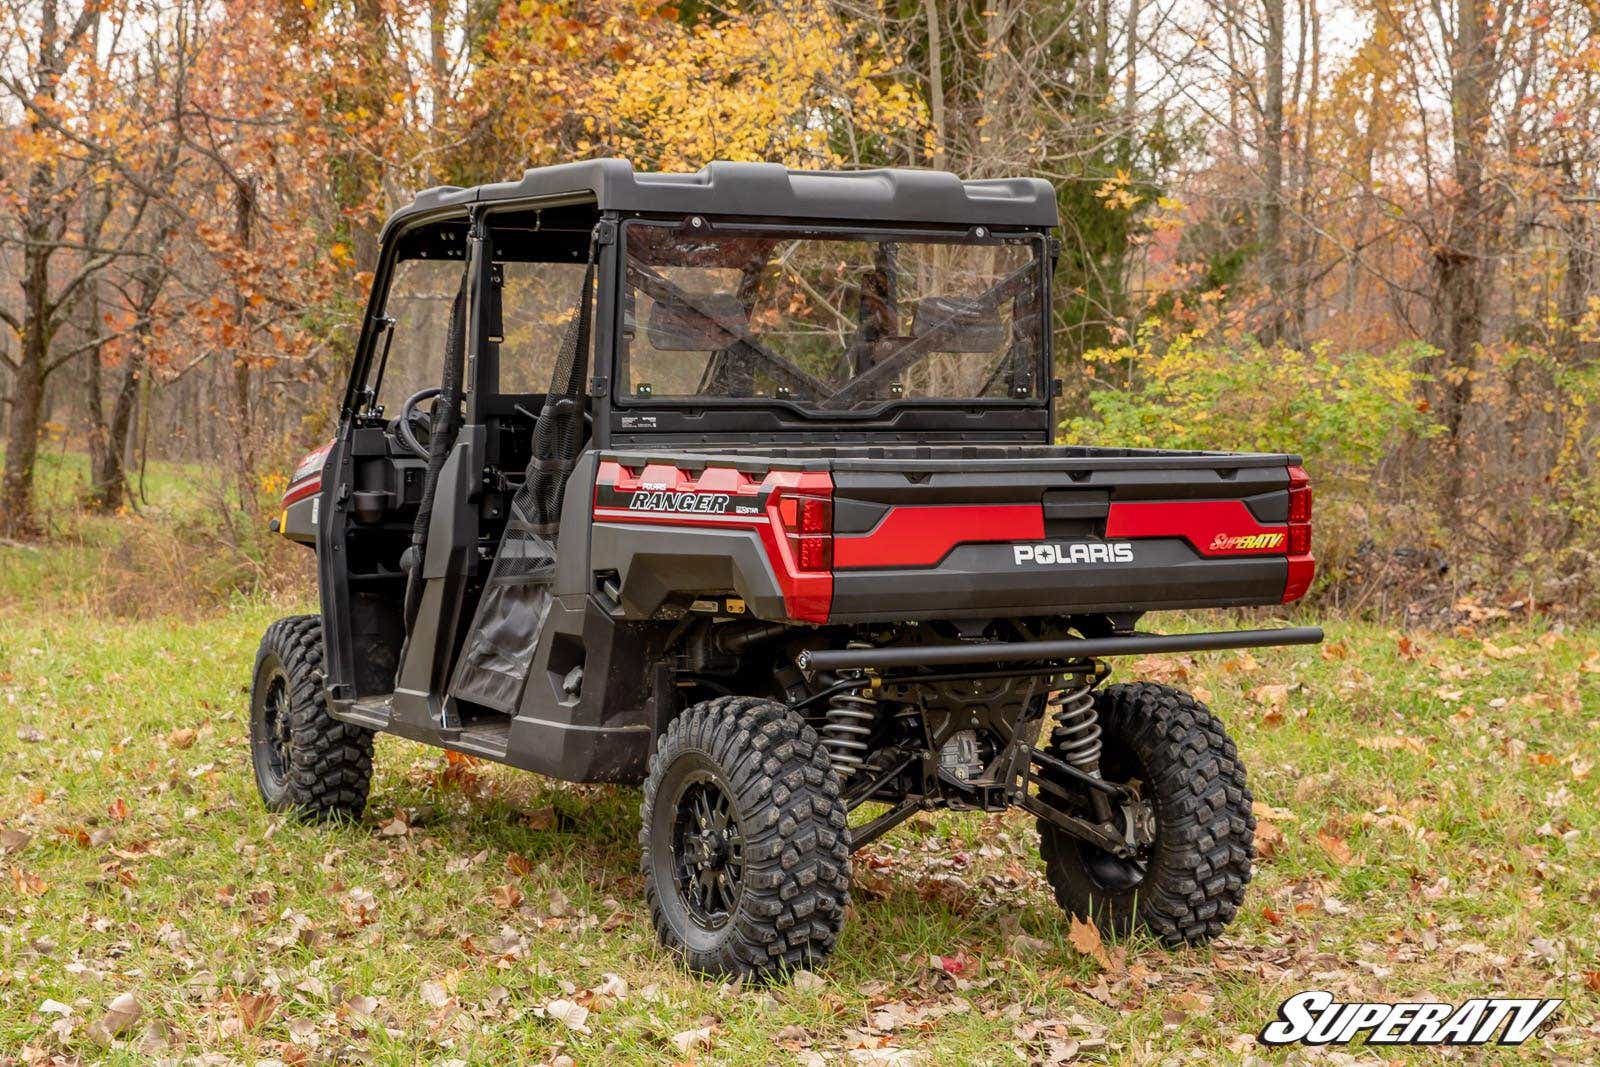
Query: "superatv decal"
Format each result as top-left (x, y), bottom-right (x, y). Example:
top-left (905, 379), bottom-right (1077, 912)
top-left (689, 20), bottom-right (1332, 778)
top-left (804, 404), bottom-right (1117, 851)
top-left (1258, 991), bottom-right (1561, 1047)
top-left (1013, 542), bottom-right (1134, 565)
top-left (1210, 531), bottom-right (1286, 552)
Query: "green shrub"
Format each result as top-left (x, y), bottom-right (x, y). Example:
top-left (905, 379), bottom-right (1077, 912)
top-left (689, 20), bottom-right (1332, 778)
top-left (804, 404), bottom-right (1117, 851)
top-left (1062, 335), bottom-right (1440, 602)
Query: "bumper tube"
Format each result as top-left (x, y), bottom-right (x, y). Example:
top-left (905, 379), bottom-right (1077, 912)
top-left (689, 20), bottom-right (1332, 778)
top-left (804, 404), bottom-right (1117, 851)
top-left (796, 626), bottom-right (1324, 673)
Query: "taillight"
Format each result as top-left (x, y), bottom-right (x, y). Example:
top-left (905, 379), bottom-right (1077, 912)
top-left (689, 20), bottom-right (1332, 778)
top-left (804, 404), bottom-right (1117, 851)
top-left (1283, 465), bottom-right (1314, 602)
top-left (775, 492), bottom-right (833, 572)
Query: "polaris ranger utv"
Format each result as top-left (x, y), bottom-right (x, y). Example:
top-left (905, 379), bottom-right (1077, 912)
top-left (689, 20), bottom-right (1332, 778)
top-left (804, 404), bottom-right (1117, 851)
top-left (252, 160), bottom-right (1321, 979)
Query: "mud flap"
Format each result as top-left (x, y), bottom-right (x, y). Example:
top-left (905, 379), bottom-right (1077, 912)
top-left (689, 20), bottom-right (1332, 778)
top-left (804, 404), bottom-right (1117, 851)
top-left (448, 522), bottom-right (557, 713)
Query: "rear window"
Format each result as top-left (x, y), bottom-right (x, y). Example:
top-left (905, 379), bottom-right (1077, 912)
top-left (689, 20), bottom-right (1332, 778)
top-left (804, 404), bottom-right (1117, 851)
top-left (619, 222), bottom-right (1046, 414)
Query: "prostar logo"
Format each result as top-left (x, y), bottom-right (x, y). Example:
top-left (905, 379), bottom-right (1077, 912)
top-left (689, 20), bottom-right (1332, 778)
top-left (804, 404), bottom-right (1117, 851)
top-left (1209, 531), bottom-right (1286, 552)
top-left (1013, 542), bottom-right (1134, 566)
top-left (1258, 991), bottom-right (1562, 1047)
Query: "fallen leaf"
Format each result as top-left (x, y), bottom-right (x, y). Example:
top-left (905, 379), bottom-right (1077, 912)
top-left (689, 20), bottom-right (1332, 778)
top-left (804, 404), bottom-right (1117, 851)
top-left (0, 828), bottom-right (31, 853)
top-left (526, 806), bottom-right (556, 830)
top-left (1170, 988), bottom-right (1214, 1015)
top-left (1067, 916), bottom-right (1112, 969)
top-left (233, 991), bottom-right (280, 1033)
top-left (1254, 820), bottom-right (1288, 860)
top-left (1248, 683), bottom-right (1292, 710)
top-left (342, 886), bottom-right (378, 925)
top-left (342, 994), bottom-right (380, 1018)
top-left (505, 852), bottom-right (533, 877)
top-left (87, 992), bottom-right (141, 1044)
top-left (377, 812), bottom-right (410, 837)
top-left (489, 883), bottom-right (523, 910)
top-left (420, 980), bottom-right (452, 1009)
top-left (546, 884), bottom-right (570, 917)
top-left (672, 1025), bottom-right (714, 1054)
top-left (1316, 829), bottom-right (1354, 866)
top-left (1252, 801), bottom-right (1297, 822)
top-left (107, 797), bottom-right (130, 822)
top-left (167, 727), bottom-right (197, 749)
top-left (543, 998), bottom-right (589, 1031)
top-left (792, 969), bottom-right (826, 993)
top-left (1008, 932), bottom-right (1054, 958)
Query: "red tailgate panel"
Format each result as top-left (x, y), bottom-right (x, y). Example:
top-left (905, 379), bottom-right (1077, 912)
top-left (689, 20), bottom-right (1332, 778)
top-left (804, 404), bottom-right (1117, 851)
top-left (833, 504), bottom-right (1044, 569)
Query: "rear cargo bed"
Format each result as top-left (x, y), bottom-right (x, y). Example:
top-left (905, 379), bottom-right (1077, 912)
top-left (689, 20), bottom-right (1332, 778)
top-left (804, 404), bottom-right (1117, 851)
top-left (595, 444), bottom-right (1309, 623)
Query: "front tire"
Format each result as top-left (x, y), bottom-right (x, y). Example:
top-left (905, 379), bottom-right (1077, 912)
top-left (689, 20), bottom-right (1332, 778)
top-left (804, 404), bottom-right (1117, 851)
top-left (249, 615), bottom-right (374, 821)
top-left (641, 696), bottom-right (851, 979)
top-left (1038, 682), bottom-right (1254, 946)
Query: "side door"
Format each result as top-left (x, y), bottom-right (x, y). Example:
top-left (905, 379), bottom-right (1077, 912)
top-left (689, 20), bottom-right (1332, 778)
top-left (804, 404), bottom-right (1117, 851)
top-left (318, 220), bottom-right (473, 711)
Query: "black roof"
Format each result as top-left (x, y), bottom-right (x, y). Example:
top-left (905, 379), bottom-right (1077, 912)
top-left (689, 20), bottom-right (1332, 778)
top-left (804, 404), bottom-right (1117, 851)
top-left (386, 159), bottom-right (1059, 233)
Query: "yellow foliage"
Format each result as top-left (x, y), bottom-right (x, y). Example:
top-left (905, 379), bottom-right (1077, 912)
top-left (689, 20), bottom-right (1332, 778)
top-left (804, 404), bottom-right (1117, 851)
top-left (580, 1), bottom-right (926, 170)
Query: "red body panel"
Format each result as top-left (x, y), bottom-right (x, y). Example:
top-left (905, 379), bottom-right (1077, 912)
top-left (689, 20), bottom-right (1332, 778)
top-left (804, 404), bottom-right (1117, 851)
top-left (834, 504), bottom-right (1044, 569)
top-left (282, 441), bottom-right (333, 508)
top-left (1105, 499), bottom-right (1288, 557)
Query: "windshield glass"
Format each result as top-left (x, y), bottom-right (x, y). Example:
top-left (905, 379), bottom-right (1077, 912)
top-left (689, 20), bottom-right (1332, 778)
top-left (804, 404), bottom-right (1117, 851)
top-left (620, 223), bottom-right (1045, 413)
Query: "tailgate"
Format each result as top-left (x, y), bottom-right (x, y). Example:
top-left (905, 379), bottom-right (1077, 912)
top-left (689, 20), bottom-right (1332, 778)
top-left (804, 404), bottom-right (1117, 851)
top-left (825, 447), bottom-right (1309, 622)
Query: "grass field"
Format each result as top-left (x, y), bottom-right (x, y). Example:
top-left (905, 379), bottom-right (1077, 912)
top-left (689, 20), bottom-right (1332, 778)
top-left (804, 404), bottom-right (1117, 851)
top-left (2, 583), bottom-right (1596, 1062)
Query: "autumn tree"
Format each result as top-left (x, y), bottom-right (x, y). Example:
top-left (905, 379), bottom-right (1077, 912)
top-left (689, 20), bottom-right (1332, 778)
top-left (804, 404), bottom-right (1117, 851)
top-left (0, 0), bottom-right (108, 535)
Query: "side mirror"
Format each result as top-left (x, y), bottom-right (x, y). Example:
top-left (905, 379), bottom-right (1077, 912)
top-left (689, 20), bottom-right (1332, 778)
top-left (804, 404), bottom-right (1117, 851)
top-left (910, 296), bottom-right (1004, 353)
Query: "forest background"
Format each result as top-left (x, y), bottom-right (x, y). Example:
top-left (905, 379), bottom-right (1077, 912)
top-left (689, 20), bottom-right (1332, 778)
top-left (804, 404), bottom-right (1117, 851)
top-left (3, 0), bottom-right (1598, 620)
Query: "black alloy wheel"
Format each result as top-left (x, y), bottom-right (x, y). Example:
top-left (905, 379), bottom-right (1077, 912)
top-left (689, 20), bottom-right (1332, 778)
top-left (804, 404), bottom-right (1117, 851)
top-left (641, 696), bottom-right (851, 979)
top-left (669, 770), bottom-right (746, 928)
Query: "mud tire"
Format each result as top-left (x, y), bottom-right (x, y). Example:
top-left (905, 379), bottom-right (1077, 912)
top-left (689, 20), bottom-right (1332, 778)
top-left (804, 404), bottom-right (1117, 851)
top-left (1038, 682), bottom-right (1254, 946)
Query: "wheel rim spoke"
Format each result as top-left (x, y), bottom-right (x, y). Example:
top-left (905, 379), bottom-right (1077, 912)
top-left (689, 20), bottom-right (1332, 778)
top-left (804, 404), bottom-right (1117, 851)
top-left (258, 674), bottom-right (291, 785)
top-left (670, 774), bottom-right (744, 929)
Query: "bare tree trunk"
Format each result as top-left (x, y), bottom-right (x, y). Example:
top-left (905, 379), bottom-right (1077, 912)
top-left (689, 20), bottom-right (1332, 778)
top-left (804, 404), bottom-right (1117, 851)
top-left (0, 0), bottom-right (101, 537)
top-left (1288, 0), bottom-right (1320, 344)
top-left (1125, 0), bottom-right (1140, 120)
top-left (1, 1), bottom-right (63, 538)
top-left (1257, 0), bottom-right (1286, 344)
top-left (1429, 0), bottom-right (1497, 512)
top-left (922, 0), bottom-right (946, 169)
top-left (1, 328), bottom-right (47, 537)
top-left (1559, 156), bottom-right (1596, 366)
top-left (229, 179), bottom-right (258, 518)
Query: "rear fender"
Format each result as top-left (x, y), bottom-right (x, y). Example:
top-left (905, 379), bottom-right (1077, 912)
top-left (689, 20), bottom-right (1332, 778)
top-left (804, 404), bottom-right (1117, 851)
top-left (589, 460), bottom-right (831, 622)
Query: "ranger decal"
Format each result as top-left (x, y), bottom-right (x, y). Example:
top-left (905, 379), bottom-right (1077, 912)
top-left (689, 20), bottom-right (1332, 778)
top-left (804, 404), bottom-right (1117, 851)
top-left (626, 490), bottom-right (734, 514)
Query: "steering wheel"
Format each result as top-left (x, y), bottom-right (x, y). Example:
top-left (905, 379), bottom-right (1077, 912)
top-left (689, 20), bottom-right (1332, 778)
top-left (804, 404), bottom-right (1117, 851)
top-left (394, 387), bottom-right (442, 459)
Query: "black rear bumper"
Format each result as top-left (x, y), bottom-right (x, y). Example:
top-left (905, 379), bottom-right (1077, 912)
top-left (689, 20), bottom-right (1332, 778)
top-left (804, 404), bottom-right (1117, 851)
top-left (795, 626), bottom-right (1324, 672)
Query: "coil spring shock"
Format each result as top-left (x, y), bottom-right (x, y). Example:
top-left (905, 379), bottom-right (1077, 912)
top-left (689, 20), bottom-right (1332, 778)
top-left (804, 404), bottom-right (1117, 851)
top-left (822, 677), bottom-right (876, 778)
top-left (1048, 674), bottom-right (1103, 777)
